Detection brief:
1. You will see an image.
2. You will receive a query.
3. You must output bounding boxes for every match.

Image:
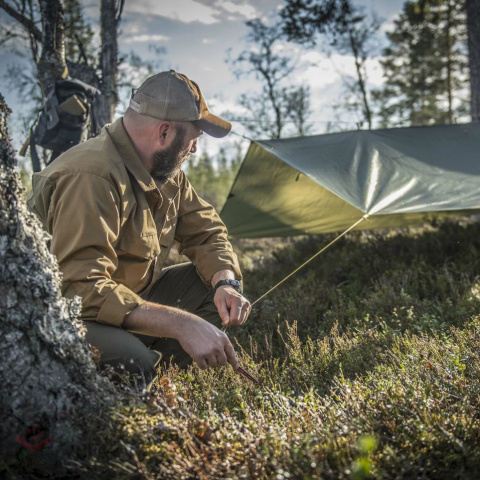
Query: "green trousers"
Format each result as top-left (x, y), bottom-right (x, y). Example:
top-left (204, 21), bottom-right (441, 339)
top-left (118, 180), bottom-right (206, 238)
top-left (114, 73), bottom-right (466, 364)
top-left (83, 263), bottom-right (221, 388)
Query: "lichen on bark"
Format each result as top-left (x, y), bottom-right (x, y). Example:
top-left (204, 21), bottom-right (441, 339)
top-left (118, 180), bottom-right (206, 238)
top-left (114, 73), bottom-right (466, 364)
top-left (0, 94), bottom-right (117, 476)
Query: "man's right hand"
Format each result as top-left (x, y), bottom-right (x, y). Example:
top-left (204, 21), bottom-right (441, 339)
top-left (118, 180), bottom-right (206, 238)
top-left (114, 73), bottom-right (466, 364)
top-left (122, 301), bottom-right (238, 370)
top-left (176, 315), bottom-right (238, 370)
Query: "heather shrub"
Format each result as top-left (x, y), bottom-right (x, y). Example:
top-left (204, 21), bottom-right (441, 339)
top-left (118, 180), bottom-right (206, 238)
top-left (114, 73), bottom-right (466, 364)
top-left (24, 218), bottom-right (480, 479)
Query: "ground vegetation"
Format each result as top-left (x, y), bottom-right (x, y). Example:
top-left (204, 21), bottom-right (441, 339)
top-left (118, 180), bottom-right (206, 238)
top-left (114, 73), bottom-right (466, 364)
top-left (66, 217), bottom-right (480, 479)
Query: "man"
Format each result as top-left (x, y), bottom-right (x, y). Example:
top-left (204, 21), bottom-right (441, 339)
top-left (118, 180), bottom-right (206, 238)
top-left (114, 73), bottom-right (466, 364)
top-left (27, 70), bottom-right (251, 388)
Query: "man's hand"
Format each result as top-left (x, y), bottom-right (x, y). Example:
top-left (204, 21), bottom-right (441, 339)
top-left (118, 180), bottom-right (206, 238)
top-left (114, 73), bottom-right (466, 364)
top-left (214, 286), bottom-right (251, 327)
top-left (176, 315), bottom-right (238, 370)
top-left (123, 302), bottom-right (239, 370)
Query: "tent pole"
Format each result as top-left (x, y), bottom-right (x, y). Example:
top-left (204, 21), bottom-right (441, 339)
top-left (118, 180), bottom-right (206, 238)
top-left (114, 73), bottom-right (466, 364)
top-left (251, 215), bottom-right (370, 307)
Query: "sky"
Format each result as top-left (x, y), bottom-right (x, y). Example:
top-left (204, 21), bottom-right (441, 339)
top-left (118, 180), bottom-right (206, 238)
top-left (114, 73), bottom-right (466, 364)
top-left (0, 0), bottom-right (406, 164)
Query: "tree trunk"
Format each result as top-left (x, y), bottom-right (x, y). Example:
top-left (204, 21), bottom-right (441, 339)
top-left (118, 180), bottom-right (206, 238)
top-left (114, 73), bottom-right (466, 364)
top-left (467, 0), bottom-right (480, 122)
top-left (349, 29), bottom-right (372, 129)
top-left (96, 0), bottom-right (119, 128)
top-left (0, 0), bottom-right (121, 135)
top-left (0, 94), bottom-right (116, 474)
top-left (38, 0), bottom-right (68, 95)
top-left (445, 0), bottom-right (453, 124)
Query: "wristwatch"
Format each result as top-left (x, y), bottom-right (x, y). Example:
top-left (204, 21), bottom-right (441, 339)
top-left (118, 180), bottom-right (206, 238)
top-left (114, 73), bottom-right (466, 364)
top-left (214, 279), bottom-right (242, 294)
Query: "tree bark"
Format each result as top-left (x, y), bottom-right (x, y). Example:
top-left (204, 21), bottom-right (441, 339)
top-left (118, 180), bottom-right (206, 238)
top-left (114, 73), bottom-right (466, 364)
top-left (0, 0), bottom-right (121, 134)
top-left (0, 94), bottom-right (116, 474)
top-left (38, 0), bottom-right (68, 95)
top-left (446, 0), bottom-right (453, 124)
top-left (96, 0), bottom-right (119, 128)
top-left (467, 0), bottom-right (480, 122)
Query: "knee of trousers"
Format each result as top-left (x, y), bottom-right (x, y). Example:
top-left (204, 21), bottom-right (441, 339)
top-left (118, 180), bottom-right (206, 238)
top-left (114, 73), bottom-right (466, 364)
top-left (103, 348), bottom-right (161, 385)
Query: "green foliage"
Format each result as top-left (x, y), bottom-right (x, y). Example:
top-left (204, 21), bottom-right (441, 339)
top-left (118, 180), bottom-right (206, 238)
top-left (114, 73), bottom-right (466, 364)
top-left (185, 146), bottom-right (243, 211)
top-left (373, 0), bottom-right (469, 127)
top-left (65, 218), bottom-right (480, 479)
top-left (236, 220), bottom-right (480, 350)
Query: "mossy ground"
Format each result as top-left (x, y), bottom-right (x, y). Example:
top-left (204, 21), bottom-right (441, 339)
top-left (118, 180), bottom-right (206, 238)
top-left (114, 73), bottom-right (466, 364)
top-left (44, 219), bottom-right (480, 478)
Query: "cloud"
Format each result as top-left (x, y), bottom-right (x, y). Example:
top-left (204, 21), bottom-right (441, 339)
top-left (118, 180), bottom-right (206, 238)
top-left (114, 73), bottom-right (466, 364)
top-left (295, 51), bottom-right (384, 91)
top-left (123, 34), bottom-right (170, 44)
top-left (217, 1), bottom-right (259, 20)
top-left (299, 51), bottom-right (324, 64)
top-left (123, 0), bottom-right (260, 24)
top-left (202, 38), bottom-right (217, 44)
top-left (380, 21), bottom-right (395, 34)
top-left (125, 0), bottom-right (220, 24)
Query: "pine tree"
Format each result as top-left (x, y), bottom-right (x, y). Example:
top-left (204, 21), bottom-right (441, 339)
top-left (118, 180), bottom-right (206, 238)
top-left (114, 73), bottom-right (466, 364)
top-left (373, 0), bottom-right (468, 127)
top-left (186, 146), bottom-right (243, 211)
top-left (0, 93), bottom-right (117, 475)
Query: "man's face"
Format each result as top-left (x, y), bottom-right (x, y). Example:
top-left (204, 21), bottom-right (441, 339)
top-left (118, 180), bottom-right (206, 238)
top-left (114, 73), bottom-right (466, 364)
top-left (150, 123), bottom-right (202, 183)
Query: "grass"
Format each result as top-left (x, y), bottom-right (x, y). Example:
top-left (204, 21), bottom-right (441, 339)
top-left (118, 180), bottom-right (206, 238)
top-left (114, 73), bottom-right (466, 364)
top-left (92, 318), bottom-right (480, 479)
top-left (102, 219), bottom-right (480, 479)
top-left (13, 218), bottom-right (480, 479)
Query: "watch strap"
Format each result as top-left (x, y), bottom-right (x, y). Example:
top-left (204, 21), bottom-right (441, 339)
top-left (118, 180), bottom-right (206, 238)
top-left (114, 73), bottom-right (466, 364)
top-left (214, 279), bottom-right (242, 294)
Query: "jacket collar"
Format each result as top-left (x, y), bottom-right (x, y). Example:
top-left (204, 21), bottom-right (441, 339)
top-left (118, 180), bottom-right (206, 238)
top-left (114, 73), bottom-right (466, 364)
top-left (106, 118), bottom-right (179, 191)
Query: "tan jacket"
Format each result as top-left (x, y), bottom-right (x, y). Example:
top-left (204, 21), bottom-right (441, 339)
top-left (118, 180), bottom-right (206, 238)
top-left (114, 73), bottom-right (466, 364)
top-left (27, 118), bottom-right (241, 327)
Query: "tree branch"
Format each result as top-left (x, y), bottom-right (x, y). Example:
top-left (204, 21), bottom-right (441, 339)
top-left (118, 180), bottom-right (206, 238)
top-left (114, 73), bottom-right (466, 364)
top-left (115, 0), bottom-right (124, 25)
top-left (74, 32), bottom-right (88, 64)
top-left (0, 0), bottom-right (41, 42)
top-left (0, 23), bottom-right (29, 46)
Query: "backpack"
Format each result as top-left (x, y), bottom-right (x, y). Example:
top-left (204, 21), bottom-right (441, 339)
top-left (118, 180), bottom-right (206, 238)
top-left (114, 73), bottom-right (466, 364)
top-left (29, 78), bottom-right (100, 172)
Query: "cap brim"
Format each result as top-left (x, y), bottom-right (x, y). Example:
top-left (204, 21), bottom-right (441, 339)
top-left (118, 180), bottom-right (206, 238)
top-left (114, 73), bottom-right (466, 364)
top-left (193, 114), bottom-right (231, 138)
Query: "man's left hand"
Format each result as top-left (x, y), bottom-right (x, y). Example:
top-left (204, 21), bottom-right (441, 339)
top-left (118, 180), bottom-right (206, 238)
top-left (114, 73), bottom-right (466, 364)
top-left (214, 286), bottom-right (251, 327)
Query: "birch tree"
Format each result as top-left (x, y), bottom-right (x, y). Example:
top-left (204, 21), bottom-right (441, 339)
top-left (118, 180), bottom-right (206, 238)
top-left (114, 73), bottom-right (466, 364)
top-left (229, 19), bottom-right (312, 139)
top-left (280, 0), bottom-right (379, 129)
top-left (0, 0), bottom-right (123, 147)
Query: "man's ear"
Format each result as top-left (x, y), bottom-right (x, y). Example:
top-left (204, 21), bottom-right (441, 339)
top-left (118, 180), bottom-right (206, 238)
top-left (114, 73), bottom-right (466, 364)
top-left (157, 121), bottom-right (172, 146)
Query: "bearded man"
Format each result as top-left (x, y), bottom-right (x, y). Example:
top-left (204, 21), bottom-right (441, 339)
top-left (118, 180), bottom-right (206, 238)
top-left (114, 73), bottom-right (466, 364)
top-left (27, 70), bottom-right (251, 389)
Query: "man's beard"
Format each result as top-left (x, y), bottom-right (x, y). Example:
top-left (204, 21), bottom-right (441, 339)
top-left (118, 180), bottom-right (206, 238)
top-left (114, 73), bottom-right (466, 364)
top-left (151, 126), bottom-right (189, 184)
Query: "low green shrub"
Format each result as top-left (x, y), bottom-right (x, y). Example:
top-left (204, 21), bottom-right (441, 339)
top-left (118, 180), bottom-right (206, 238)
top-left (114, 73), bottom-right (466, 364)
top-left (70, 219), bottom-right (480, 478)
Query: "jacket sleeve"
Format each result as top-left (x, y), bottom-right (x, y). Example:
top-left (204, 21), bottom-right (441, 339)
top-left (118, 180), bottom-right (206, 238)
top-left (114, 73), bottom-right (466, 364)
top-left (174, 172), bottom-right (242, 285)
top-left (32, 172), bottom-right (145, 326)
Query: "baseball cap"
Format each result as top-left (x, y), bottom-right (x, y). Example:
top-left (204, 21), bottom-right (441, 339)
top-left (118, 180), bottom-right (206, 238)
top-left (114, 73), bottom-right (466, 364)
top-left (128, 70), bottom-right (231, 138)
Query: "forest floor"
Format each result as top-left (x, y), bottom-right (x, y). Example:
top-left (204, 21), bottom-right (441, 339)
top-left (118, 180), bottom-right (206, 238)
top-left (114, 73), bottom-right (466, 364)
top-left (68, 218), bottom-right (480, 478)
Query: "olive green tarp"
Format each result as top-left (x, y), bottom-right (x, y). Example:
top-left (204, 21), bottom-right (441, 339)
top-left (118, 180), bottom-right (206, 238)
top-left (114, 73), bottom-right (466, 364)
top-left (220, 123), bottom-right (480, 238)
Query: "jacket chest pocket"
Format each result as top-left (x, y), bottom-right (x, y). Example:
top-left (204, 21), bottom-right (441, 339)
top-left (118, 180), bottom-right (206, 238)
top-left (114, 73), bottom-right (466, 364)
top-left (118, 195), bottom-right (162, 259)
top-left (117, 232), bottom-right (160, 260)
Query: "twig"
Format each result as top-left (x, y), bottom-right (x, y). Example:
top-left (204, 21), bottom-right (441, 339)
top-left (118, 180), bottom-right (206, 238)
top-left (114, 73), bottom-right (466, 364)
top-left (0, 0), bottom-right (42, 42)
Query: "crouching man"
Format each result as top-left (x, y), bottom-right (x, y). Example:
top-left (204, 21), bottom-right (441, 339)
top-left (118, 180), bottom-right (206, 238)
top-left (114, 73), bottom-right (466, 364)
top-left (27, 70), bottom-right (251, 388)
